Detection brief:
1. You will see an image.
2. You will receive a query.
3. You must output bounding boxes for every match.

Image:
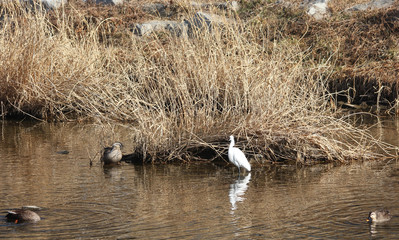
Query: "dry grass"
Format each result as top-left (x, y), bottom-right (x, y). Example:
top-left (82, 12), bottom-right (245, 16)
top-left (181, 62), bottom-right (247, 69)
top-left (0, 1), bottom-right (396, 163)
top-left (238, 1), bottom-right (399, 112)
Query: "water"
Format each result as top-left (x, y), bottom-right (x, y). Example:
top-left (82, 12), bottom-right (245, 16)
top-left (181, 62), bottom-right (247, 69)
top-left (1, 119), bottom-right (399, 239)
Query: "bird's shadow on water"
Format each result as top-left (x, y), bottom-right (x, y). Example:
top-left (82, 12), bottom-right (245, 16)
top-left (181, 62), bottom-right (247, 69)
top-left (229, 173), bottom-right (251, 211)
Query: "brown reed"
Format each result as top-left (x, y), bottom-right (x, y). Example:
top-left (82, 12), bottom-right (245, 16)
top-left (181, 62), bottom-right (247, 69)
top-left (0, 1), bottom-right (395, 164)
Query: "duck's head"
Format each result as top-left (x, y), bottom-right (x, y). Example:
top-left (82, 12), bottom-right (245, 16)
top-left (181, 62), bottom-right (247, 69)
top-left (366, 212), bottom-right (375, 222)
top-left (112, 142), bottom-right (123, 149)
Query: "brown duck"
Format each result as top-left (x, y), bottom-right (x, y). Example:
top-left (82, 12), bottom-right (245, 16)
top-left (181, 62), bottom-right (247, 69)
top-left (6, 208), bottom-right (41, 223)
top-left (101, 142), bottom-right (123, 165)
top-left (367, 209), bottom-right (392, 223)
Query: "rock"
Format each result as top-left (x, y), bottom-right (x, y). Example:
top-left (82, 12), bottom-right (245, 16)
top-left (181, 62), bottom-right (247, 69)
top-left (9, 0), bottom-right (67, 9)
top-left (346, 0), bottom-right (395, 12)
top-left (230, 1), bottom-right (240, 11)
top-left (275, 0), bottom-right (295, 8)
top-left (7, 0), bottom-right (122, 9)
top-left (132, 20), bottom-right (187, 37)
top-left (190, 1), bottom-right (240, 11)
top-left (56, 150), bottom-right (69, 154)
top-left (132, 11), bottom-right (236, 38)
top-left (82, 0), bottom-right (123, 5)
top-left (41, 0), bottom-right (66, 9)
top-left (185, 12), bottom-right (233, 37)
top-left (303, 0), bottom-right (331, 20)
top-left (142, 3), bottom-right (168, 17)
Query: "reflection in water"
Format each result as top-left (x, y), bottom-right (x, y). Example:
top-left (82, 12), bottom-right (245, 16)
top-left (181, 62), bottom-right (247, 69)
top-left (369, 222), bottom-right (378, 235)
top-left (229, 173), bottom-right (251, 211)
top-left (368, 221), bottom-right (393, 236)
top-left (103, 165), bottom-right (124, 180)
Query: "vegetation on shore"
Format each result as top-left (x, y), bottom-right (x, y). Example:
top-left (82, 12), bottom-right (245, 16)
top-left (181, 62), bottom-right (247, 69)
top-left (0, 1), bottom-right (397, 163)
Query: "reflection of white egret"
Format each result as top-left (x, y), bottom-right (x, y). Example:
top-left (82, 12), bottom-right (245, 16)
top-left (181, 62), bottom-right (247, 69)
top-left (228, 136), bottom-right (251, 174)
top-left (229, 173), bottom-right (251, 210)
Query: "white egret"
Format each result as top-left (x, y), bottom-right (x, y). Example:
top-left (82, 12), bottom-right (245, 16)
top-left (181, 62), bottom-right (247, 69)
top-left (228, 135), bottom-right (251, 174)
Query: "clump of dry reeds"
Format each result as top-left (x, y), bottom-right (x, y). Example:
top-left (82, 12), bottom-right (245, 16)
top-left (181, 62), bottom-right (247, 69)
top-left (0, 1), bottom-right (395, 163)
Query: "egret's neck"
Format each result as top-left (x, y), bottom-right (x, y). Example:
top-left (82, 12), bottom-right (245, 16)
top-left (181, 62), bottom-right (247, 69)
top-left (229, 139), bottom-right (235, 148)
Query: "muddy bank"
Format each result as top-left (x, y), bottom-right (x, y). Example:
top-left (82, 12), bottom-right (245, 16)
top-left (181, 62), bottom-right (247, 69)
top-left (330, 74), bottom-right (399, 114)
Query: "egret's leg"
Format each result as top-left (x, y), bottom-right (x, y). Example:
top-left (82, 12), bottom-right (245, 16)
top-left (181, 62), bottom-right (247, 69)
top-left (237, 174), bottom-right (241, 181)
top-left (238, 167), bottom-right (241, 175)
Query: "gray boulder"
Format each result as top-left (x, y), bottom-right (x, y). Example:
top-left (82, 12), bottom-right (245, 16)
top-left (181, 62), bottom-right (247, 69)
top-left (302, 0), bottom-right (331, 20)
top-left (8, 0), bottom-right (67, 9)
top-left (41, 0), bottom-right (66, 9)
top-left (185, 12), bottom-right (233, 36)
top-left (132, 11), bottom-right (235, 38)
top-left (82, 0), bottom-right (122, 5)
top-left (142, 3), bottom-right (168, 17)
top-left (190, 1), bottom-right (240, 11)
top-left (133, 20), bottom-right (187, 37)
top-left (346, 0), bottom-right (395, 11)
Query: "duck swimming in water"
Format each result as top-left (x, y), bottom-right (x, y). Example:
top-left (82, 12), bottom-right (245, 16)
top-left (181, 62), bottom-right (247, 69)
top-left (101, 142), bottom-right (123, 165)
top-left (5, 208), bottom-right (41, 223)
top-left (367, 209), bottom-right (392, 223)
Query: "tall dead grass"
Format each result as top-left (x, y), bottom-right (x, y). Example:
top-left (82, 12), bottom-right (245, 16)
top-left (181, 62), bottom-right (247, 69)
top-left (0, 2), bottom-right (394, 163)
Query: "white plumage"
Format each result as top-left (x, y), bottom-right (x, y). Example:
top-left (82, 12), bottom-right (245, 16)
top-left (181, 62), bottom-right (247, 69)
top-left (228, 135), bottom-right (251, 174)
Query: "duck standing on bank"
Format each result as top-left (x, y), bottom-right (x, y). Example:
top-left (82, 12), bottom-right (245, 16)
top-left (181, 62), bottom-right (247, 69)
top-left (101, 142), bottom-right (123, 165)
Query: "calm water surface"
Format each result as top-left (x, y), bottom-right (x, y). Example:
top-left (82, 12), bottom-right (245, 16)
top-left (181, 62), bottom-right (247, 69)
top-left (1, 119), bottom-right (399, 239)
